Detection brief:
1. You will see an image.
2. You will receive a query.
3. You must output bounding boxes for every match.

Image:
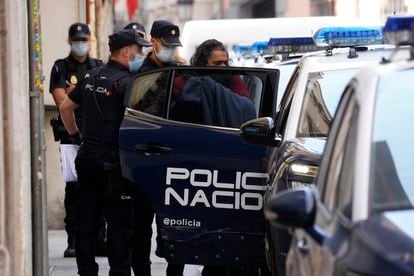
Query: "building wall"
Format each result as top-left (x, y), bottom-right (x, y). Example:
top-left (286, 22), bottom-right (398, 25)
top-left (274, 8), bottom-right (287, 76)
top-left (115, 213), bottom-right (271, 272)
top-left (40, 0), bottom-right (85, 229)
top-left (0, 0), bottom-right (33, 274)
top-left (283, 0), bottom-right (311, 17)
top-left (334, 0), bottom-right (414, 22)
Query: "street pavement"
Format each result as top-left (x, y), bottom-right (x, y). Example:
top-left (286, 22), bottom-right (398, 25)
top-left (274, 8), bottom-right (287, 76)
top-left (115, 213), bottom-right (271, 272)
top-left (49, 224), bottom-right (202, 276)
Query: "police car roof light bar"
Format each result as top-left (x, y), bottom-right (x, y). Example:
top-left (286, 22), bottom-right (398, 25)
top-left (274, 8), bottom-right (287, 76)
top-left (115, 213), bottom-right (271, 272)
top-left (313, 26), bottom-right (383, 48)
top-left (234, 43), bottom-right (251, 53)
top-left (383, 16), bottom-right (414, 45)
top-left (268, 36), bottom-right (326, 54)
top-left (251, 41), bottom-right (268, 52)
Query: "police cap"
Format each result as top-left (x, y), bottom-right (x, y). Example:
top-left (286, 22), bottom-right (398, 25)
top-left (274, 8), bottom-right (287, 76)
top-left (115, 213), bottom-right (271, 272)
top-left (68, 23), bottom-right (90, 40)
top-left (124, 22), bottom-right (146, 38)
top-left (108, 29), bottom-right (151, 52)
top-left (150, 20), bottom-right (182, 47)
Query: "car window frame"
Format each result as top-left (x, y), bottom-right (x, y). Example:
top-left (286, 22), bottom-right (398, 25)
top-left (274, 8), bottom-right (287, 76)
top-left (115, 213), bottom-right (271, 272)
top-left (125, 66), bottom-right (279, 130)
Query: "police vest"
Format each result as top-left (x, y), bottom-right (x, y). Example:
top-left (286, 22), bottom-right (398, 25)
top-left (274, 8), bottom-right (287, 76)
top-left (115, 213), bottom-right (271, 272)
top-left (80, 67), bottom-right (131, 144)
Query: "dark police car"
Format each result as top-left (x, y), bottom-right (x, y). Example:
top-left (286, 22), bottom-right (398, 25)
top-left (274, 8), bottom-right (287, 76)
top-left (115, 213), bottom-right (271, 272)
top-left (264, 16), bottom-right (414, 276)
top-left (118, 66), bottom-right (279, 271)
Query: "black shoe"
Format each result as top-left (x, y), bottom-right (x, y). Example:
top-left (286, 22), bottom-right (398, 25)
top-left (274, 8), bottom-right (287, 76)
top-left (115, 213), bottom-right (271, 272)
top-left (63, 245), bottom-right (76, 258)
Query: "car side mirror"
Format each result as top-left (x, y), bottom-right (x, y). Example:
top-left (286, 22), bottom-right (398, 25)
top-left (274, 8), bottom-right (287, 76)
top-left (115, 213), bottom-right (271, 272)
top-left (240, 117), bottom-right (281, 146)
top-left (265, 188), bottom-right (316, 229)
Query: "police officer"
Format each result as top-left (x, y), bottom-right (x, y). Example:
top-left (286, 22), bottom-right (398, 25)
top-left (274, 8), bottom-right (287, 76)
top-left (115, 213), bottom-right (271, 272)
top-left (133, 19), bottom-right (185, 276)
top-left (49, 22), bottom-right (104, 258)
top-left (59, 29), bottom-right (151, 276)
top-left (138, 19), bottom-right (184, 73)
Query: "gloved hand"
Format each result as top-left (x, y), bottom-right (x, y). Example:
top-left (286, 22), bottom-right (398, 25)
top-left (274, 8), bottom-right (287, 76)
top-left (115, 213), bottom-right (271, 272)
top-left (69, 131), bottom-right (82, 145)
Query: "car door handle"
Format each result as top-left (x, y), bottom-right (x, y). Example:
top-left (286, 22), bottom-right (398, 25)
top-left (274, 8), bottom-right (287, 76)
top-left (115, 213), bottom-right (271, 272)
top-left (297, 239), bottom-right (309, 254)
top-left (134, 144), bottom-right (172, 154)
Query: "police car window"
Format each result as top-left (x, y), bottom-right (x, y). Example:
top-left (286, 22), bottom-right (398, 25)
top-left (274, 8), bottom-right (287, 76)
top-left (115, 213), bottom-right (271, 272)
top-left (168, 72), bottom-right (261, 128)
top-left (275, 63), bottom-right (298, 107)
top-left (125, 71), bottom-right (169, 117)
top-left (322, 95), bottom-right (356, 214)
top-left (371, 70), bottom-right (414, 213)
top-left (297, 68), bottom-right (358, 138)
top-left (275, 66), bottom-right (300, 133)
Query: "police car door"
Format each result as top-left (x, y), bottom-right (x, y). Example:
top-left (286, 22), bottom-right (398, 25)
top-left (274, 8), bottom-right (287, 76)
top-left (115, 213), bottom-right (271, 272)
top-left (119, 66), bottom-right (279, 268)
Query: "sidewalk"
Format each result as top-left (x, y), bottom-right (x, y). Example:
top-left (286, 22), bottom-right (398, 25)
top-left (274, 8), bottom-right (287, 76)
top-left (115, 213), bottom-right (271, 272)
top-left (49, 227), bottom-right (202, 276)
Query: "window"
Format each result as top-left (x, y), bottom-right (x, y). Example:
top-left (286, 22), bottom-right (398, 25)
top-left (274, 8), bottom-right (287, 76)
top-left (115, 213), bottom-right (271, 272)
top-left (297, 68), bottom-right (359, 138)
top-left (275, 66), bottom-right (300, 135)
top-left (370, 70), bottom-right (414, 213)
top-left (168, 71), bottom-right (262, 128)
top-left (125, 71), bottom-right (170, 117)
top-left (321, 86), bottom-right (357, 219)
top-left (126, 69), bottom-right (268, 129)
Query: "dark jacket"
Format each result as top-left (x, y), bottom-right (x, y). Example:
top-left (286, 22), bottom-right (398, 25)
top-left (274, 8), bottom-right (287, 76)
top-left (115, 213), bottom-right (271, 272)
top-left (173, 76), bottom-right (257, 128)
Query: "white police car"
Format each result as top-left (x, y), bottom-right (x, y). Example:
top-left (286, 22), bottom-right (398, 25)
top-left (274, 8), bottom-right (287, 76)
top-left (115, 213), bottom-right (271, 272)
top-left (266, 36), bottom-right (328, 106)
top-left (265, 16), bottom-right (414, 276)
top-left (240, 25), bottom-right (400, 275)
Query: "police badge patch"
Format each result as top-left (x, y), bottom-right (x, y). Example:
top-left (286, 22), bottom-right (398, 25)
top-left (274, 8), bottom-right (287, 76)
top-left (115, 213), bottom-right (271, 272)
top-left (70, 75), bottom-right (78, 85)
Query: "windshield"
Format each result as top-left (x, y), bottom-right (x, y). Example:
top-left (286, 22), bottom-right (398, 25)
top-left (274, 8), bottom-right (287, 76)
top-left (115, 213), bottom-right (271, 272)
top-left (370, 70), bottom-right (414, 213)
top-left (297, 68), bottom-right (359, 137)
top-left (276, 63), bottom-right (297, 107)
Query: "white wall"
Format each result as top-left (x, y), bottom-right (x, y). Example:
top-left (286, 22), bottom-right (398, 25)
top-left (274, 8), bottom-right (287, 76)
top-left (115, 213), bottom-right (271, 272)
top-left (40, 0), bottom-right (85, 229)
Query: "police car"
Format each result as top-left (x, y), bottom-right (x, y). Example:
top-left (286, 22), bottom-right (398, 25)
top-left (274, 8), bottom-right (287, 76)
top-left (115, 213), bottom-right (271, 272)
top-left (118, 65), bottom-right (280, 272)
top-left (264, 16), bottom-right (414, 276)
top-left (240, 26), bottom-right (397, 275)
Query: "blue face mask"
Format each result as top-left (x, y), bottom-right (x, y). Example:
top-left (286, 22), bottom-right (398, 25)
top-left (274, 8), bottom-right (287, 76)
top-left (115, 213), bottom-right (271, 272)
top-left (71, 41), bottom-right (89, 56)
top-left (156, 46), bottom-right (175, 63)
top-left (128, 54), bottom-right (145, 73)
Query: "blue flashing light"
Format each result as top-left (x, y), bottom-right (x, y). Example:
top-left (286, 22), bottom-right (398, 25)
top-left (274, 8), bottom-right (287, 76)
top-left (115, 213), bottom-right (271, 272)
top-left (268, 36), bottom-right (325, 54)
top-left (383, 16), bottom-right (414, 45)
top-left (313, 26), bottom-right (383, 47)
top-left (269, 37), bottom-right (314, 46)
top-left (251, 41), bottom-right (268, 52)
top-left (234, 43), bottom-right (251, 53)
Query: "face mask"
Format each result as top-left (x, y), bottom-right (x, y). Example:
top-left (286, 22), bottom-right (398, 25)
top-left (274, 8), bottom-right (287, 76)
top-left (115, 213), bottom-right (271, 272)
top-left (156, 46), bottom-right (175, 63)
top-left (71, 41), bottom-right (89, 56)
top-left (128, 54), bottom-right (145, 73)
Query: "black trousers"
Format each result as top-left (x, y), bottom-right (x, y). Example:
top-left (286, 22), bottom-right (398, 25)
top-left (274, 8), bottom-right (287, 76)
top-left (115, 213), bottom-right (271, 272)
top-left (75, 145), bottom-right (132, 276)
top-left (64, 181), bottom-right (79, 245)
top-left (131, 189), bottom-right (154, 276)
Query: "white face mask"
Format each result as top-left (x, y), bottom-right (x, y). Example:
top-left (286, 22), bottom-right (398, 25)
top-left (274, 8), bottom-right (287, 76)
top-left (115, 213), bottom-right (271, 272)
top-left (156, 46), bottom-right (175, 63)
top-left (71, 41), bottom-right (89, 56)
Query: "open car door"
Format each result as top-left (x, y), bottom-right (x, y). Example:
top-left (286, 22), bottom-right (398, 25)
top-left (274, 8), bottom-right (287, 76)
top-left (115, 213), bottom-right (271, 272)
top-left (119, 66), bottom-right (279, 268)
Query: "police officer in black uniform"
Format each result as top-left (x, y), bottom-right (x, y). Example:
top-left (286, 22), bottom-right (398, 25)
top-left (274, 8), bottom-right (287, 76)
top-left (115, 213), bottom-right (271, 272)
top-left (49, 22), bottom-right (104, 258)
top-left (138, 20), bottom-right (184, 73)
top-left (59, 29), bottom-right (150, 276)
top-left (133, 19), bottom-right (185, 276)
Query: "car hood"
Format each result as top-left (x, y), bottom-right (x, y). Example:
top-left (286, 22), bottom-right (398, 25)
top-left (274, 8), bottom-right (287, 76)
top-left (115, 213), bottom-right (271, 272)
top-left (348, 210), bottom-right (414, 275)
